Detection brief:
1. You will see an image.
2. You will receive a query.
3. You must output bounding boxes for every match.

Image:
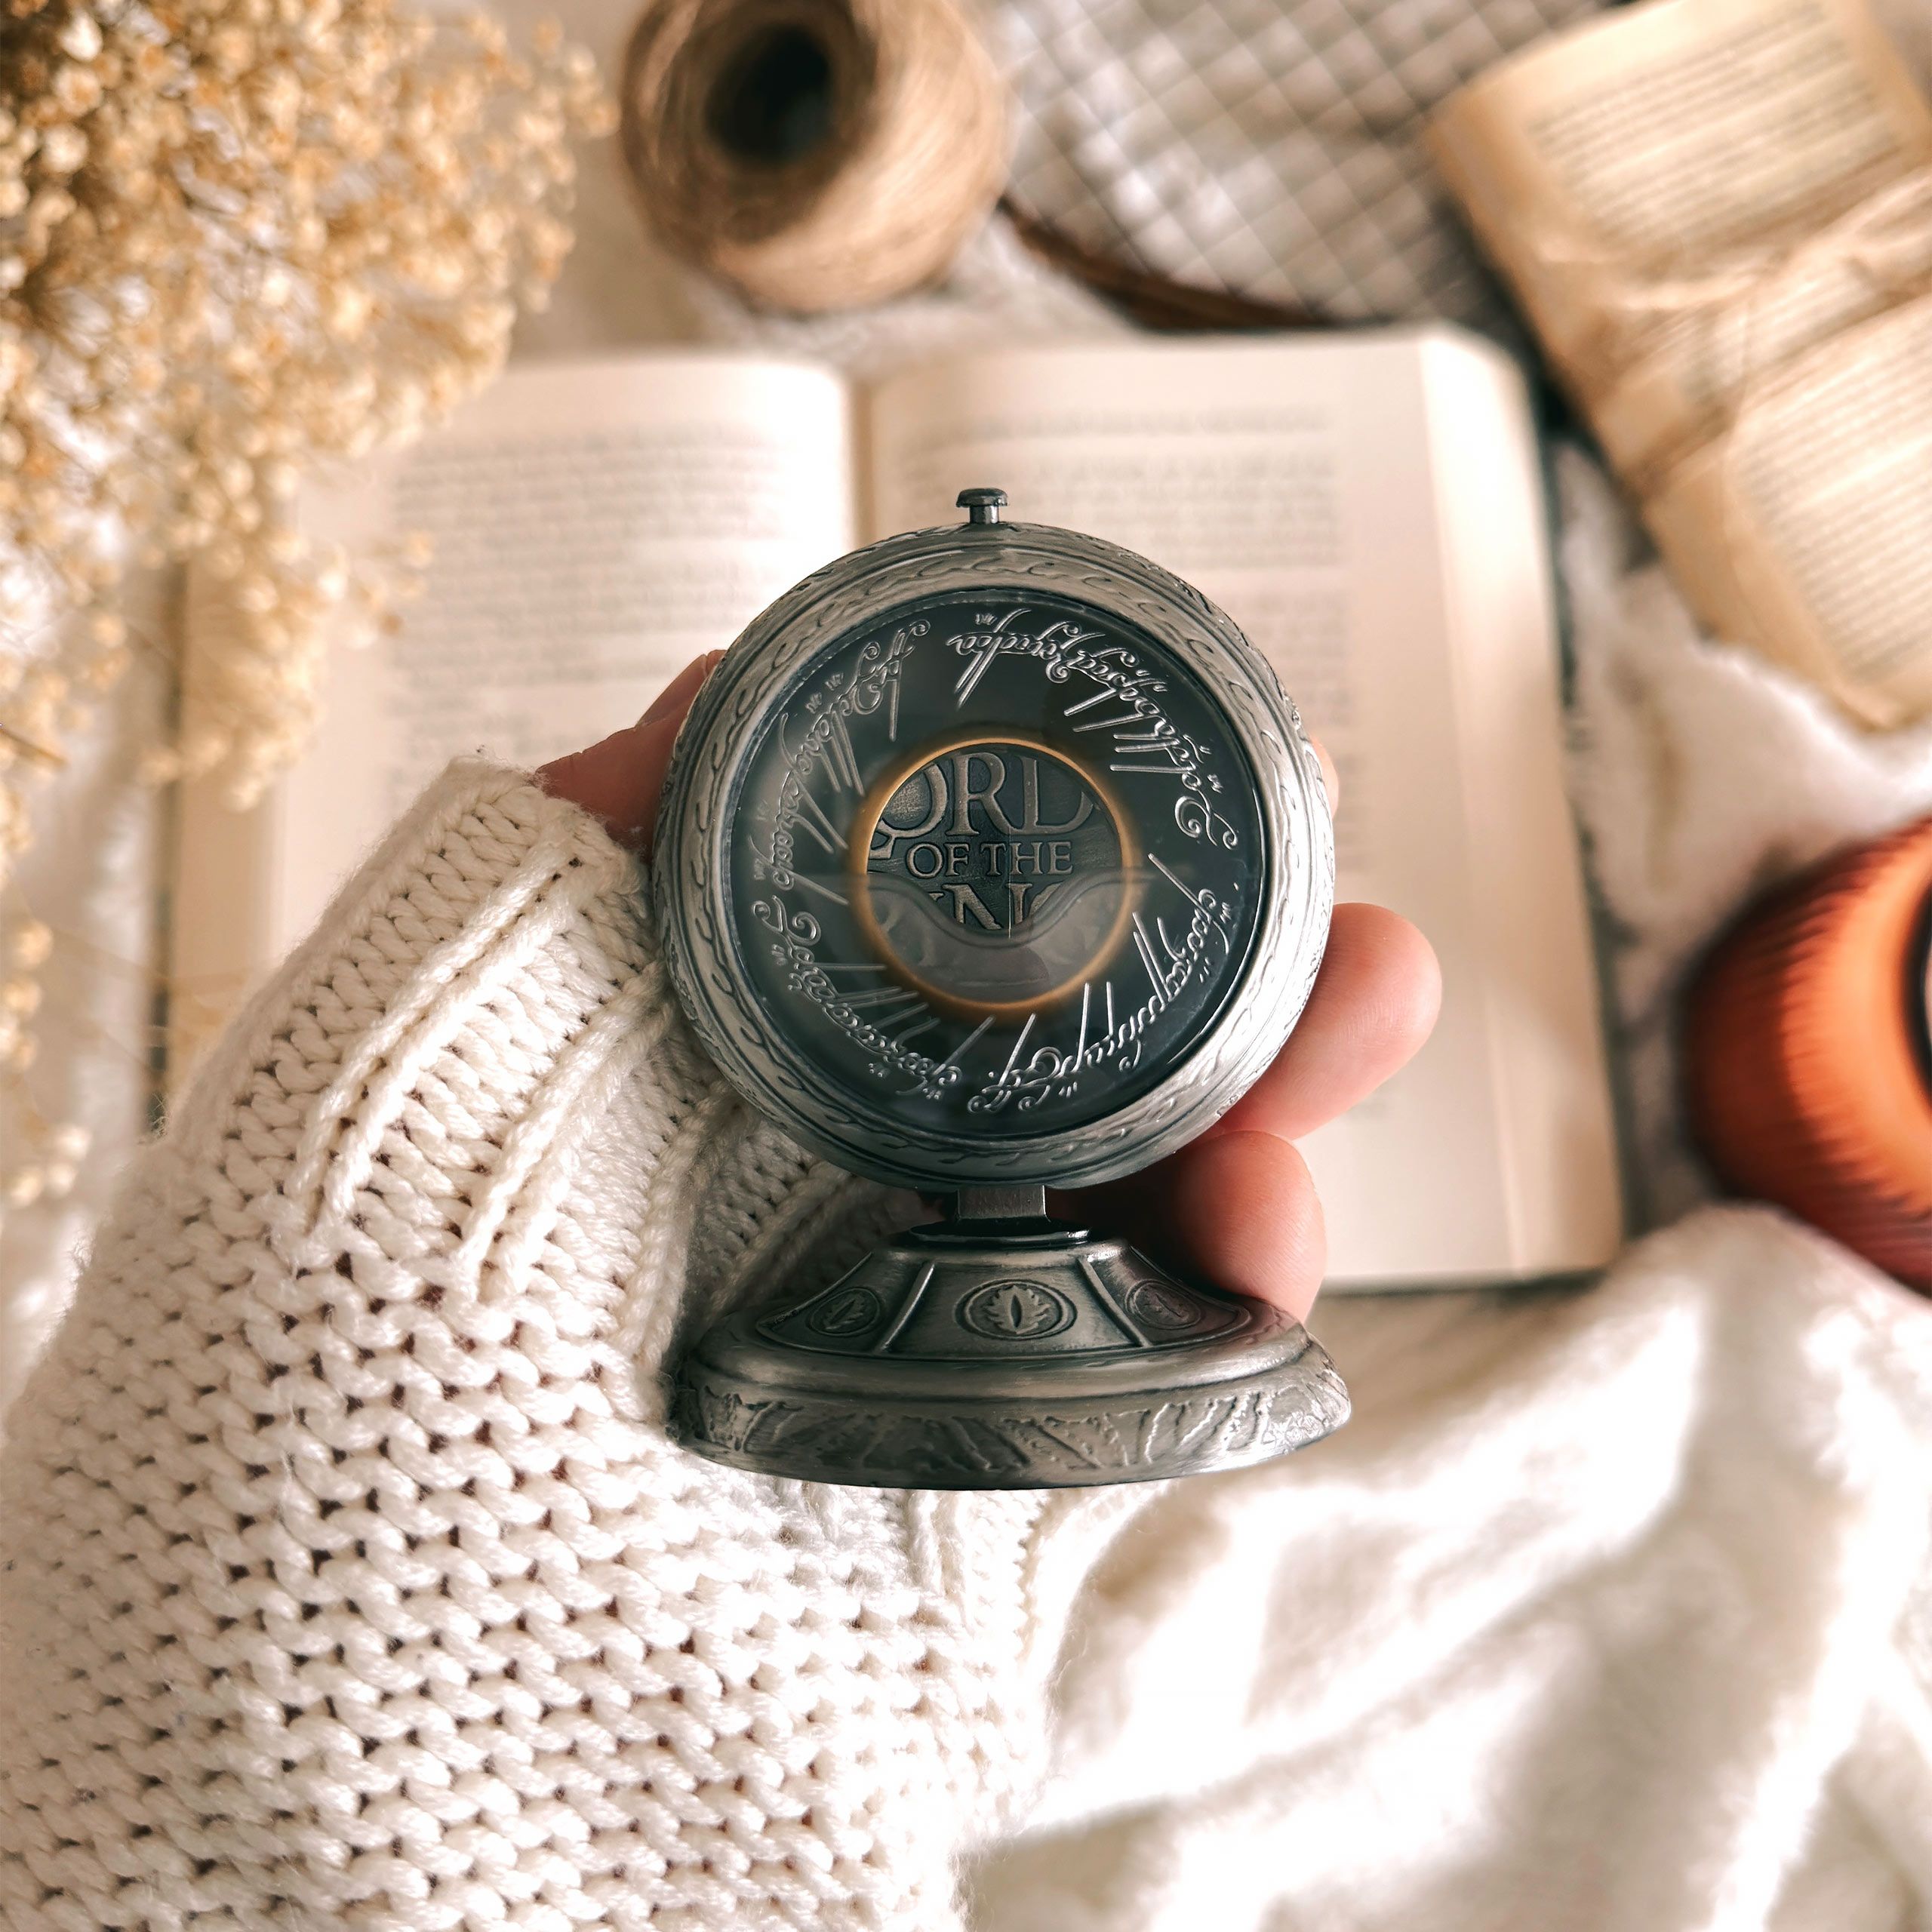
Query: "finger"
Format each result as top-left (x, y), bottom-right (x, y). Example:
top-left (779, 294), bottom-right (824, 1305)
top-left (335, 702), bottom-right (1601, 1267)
top-left (1158, 1131), bottom-right (1326, 1319)
top-left (537, 651), bottom-right (723, 854)
top-left (1308, 733), bottom-right (1339, 814)
top-left (640, 650), bottom-right (723, 727)
top-left (1052, 903), bottom-right (1434, 1316)
top-left (1059, 1129), bottom-right (1327, 1321)
top-left (1212, 902), bottom-right (1439, 1145)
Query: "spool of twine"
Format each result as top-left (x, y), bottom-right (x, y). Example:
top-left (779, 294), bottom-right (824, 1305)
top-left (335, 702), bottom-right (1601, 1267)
top-left (1684, 816), bottom-right (1932, 1288)
top-left (620, 0), bottom-right (1007, 312)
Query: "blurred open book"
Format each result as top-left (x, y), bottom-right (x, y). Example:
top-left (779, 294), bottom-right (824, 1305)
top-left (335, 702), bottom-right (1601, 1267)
top-left (171, 331), bottom-right (1621, 1290)
top-left (1432, 0), bottom-right (1932, 728)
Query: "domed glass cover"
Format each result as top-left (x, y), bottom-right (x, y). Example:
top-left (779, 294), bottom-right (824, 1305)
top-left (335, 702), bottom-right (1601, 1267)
top-left (725, 588), bottom-right (1266, 1140)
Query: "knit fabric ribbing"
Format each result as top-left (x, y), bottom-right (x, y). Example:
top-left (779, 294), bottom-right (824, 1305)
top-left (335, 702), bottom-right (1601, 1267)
top-left (0, 761), bottom-right (1102, 1931)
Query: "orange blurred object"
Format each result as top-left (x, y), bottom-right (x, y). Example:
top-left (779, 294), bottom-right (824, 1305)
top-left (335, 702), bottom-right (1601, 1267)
top-left (1685, 817), bottom-right (1932, 1289)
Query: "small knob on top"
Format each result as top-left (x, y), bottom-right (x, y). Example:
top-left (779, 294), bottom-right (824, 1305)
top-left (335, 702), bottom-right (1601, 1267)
top-left (957, 487), bottom-right (1008, 525)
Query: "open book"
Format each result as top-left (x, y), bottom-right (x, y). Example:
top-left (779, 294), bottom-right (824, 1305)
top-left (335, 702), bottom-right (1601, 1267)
top-left (1430, 0), bottom-right (1932, 729)
top-left (171, 331), bottom-right (1621, 1290)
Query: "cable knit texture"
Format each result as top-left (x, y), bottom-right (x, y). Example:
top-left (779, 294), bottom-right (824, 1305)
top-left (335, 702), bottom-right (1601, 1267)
top-left (0, 761), bottom-right (1117, 1930)
top-left (12, 758), bottom-right (1932, 1932)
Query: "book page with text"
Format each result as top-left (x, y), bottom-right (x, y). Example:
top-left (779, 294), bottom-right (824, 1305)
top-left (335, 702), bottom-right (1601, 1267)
top-left (1644, 291), bottom-right (1932, 727)
top-left (171, 355), bottom-right (854, 1080)
top-left (1430, 0), bottom-right (1932, 442)
top-left (865, 331), bottom-right (1613, 1284)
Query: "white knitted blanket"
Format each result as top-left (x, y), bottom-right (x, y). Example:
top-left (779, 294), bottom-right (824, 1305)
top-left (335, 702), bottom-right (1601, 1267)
top-left (5, 715), bottom-right (1932, 1929)
top-left (0, 763), bottom-right (1067, 1927)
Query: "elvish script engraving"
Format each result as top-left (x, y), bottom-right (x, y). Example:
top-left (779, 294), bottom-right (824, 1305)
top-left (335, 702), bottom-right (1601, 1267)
top-left (748, 891), bottom-right (973, 1099)
top-left (749, 606), bottom-right (1254, 1112)
top-left (965, 887), bottom-right (1240, 1113)
top-left (657, 515), bottom-right (1331, 1197)
top-left (755, 623), bottom-right (923, 903)
top-left (948, 608), bottom-right (1243, 850)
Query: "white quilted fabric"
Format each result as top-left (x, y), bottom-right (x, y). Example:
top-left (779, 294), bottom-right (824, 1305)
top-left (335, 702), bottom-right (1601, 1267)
top-left (0, 761), bottom-right (1128, 1930)
top-left (998, 0), bottom-right (1604, 328)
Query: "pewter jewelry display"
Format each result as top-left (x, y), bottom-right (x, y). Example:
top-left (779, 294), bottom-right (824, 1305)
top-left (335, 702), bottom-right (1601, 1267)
top-left (654, 489), bottom-right (1347, 1488)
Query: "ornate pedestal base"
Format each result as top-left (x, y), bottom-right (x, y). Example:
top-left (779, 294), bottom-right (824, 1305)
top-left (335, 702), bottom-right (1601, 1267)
top-left (670, 1197), bottom-right (1349, 1490)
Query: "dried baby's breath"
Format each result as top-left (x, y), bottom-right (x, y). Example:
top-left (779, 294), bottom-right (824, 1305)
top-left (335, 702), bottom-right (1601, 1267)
top-left (0, 0), bottom-right (612, 1188)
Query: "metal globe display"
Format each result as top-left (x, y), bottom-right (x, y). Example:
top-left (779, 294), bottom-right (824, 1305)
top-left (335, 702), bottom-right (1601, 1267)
top-left (653, 490), bottom-right (1346, 1487)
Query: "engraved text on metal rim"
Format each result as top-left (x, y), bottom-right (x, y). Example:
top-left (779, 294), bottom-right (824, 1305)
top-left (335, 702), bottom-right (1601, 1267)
top-left (652, 518), bottom-right (1334, 1193)
top-left (726, 585), bottom-right (1266, 1147)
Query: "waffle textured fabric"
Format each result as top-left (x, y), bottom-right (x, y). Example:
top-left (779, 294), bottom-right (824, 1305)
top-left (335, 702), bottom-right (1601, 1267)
top-left (998, 0), bottom-right (1604, 328)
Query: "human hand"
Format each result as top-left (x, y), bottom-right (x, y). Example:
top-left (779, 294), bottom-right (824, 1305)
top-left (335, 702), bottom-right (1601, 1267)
top-left (540, 651), bottom-right (1441, 1325)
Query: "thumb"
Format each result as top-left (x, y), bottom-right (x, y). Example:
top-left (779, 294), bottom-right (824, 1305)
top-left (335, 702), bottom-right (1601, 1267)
top-left (536, 651), bottom-right (723, 855)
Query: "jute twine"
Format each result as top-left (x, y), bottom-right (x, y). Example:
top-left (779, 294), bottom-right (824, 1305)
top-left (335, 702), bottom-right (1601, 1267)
top-left (621, 0), bottom-right (1007, 312)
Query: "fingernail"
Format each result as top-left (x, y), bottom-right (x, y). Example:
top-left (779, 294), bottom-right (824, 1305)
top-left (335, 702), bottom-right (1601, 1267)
top-left (642, 651), bottom-right (722, 725)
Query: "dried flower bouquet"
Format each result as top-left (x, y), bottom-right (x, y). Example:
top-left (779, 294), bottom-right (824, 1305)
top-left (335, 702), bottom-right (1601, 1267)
top-left (0, 0), bottom-right (611, 1212)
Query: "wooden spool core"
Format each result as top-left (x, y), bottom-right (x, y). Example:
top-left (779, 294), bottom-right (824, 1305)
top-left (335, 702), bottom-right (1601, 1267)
top-left (620, 0), bottom-right (1007, 312)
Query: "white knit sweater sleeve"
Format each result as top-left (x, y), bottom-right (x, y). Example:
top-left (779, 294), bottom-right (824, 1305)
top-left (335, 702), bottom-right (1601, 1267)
top-left (0, 760), bottom-right (1126, 1932)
